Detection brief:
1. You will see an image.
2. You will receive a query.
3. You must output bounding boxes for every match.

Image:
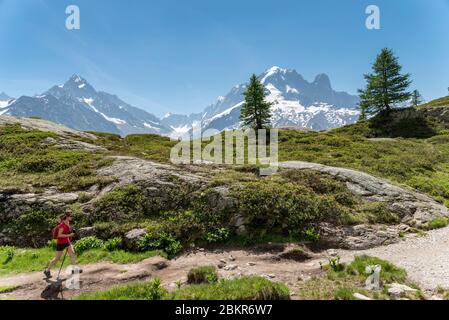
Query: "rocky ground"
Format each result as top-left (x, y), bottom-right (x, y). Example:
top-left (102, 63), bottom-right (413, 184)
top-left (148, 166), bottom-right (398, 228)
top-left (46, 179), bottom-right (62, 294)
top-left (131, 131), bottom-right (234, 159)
top-left (338, 225), bottom-right (449, 292)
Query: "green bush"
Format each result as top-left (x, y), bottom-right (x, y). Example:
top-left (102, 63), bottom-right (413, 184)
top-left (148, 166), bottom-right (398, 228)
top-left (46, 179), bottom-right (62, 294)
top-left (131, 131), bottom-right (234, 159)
top-left (303, 227), bottom-right (321, 242)
top-left (92, 184), bottom-right (144, 222)
top-left (138, 232), bottom-right (182, 258)
top-left (426, 217), bottom-right (449, 230)
top-left (5, 208), bottom-right (59, 247)
top-left (104, 237), bottom-right (123, 252)
top-left (231, 180), bottom-right (337, 235)
top-left (74, 236), bottom-right (104, 254)
top-left (187, 266), bottom-right (218, 284)
top-left (204, 228), bottom-right (230, 243)
top-left (328, 256), bottom-right (345, 272)
top-left (0, 246), bottom-right (15, 265)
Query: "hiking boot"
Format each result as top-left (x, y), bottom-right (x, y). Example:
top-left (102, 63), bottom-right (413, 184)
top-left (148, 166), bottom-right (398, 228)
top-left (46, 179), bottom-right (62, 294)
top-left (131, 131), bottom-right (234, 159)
top-left (44, 270), bottom-right (52, 278)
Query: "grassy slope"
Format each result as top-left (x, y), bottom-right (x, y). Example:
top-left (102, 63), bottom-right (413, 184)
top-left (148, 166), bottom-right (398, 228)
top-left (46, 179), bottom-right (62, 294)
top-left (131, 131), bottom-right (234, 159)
top-left (420, 95), bottom-right (449, 109)
top-left (0, 124), bottom-right (114, 192)
top-left (0, 246), bottom-right (163, 276)
top-left (86, 98), bottom-right (449, 205)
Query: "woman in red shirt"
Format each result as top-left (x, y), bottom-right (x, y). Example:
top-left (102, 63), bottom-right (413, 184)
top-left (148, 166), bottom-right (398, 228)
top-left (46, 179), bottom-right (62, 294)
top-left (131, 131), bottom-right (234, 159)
top-left (44, 210), bottom-right (79, 279)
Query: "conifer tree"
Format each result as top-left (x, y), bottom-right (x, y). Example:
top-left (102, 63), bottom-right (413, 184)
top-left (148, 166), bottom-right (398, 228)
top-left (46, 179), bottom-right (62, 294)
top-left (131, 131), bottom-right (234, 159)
top-left (358, 48), bottom-right (411, 116)
top-left (411, 89), bottom-right (422, 107)
top-left (240, 74), bottom-right (272, 130)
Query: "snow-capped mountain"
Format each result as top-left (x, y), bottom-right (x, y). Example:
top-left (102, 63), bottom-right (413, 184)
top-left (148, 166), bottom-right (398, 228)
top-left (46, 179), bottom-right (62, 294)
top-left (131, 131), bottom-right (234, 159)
top-left (2, 67), bottom-right (360, 138)
top-left (0, 92), bottom-right (14, 115)
top-left (2, 75), bottom-right (169, 136)
top-left (163, 66), bottom-right (360, 138)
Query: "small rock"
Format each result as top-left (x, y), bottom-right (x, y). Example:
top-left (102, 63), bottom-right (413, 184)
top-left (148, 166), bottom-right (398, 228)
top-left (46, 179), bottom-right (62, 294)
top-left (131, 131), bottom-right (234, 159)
top-left (229, 255), bottom-right (236, 262)
top-left (353, 293), bottom-right (372, 300)
top-left (198, 248), bottom-right (205, 252)
top-left (224, 264), bottom-right (238, 271)
top-left (124, 228), bottom-right (147, 250)
top-left (219, 259), bottom-right (227, 264)
top-left (327, 249), bottom-right (338, 257)
top-left (217, 262), bottom-right (226, 269)
top-left (247, 262), bottom-right (256, 266)
top-left (267, 274), bottom-right (276, 279)
top-left (388, 283), bottom-right (418, 299)
top-left (153, 260), bottom-right (169, 270)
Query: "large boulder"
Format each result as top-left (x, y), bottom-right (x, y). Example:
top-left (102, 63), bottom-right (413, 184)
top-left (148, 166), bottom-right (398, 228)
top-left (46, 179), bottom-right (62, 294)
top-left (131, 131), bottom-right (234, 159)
top-left (124, 228), bottom-right (147, 251)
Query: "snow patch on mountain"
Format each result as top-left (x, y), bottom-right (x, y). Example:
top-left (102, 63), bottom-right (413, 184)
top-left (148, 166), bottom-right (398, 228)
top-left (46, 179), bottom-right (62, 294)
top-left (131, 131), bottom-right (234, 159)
top-left (163, 66), bottom-right (360, 138)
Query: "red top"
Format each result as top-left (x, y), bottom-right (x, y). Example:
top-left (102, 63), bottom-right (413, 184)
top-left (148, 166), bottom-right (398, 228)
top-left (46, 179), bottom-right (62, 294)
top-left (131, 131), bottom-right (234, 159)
top-left (56, 222), bottom-right (71, 244)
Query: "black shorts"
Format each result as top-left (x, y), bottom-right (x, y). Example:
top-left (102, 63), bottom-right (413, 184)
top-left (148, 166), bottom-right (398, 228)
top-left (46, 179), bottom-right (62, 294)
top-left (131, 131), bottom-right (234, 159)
top-left (56, 243), bottom-right (70, 252)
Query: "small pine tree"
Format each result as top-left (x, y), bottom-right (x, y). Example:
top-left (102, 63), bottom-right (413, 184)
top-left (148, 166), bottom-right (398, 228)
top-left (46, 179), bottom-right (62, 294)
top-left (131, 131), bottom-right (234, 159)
top-left (411, 89), bottom-right (423, 107)
top-left (240, 74), bottom-right (272, 130)
top-left (358, 48), bottom-right (412, 116)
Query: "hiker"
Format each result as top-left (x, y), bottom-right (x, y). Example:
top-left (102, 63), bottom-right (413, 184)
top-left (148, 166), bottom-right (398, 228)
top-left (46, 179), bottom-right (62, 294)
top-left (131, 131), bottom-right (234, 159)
top-left (44, 210), bottom-right (81, 278)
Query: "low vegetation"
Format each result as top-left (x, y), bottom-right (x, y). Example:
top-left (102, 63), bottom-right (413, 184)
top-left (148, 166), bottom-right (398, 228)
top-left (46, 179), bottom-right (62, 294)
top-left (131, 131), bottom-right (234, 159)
top-left (0, 124), bottom-right (113, 192)
top-left (0, 285), bottom-right (17, 294)
top-left (420, 96), bottom-right (449, 109)
top-left (426, 216), bottom-right (449, 230)
top-left (0, 244), bottom-right (163, 276)
top-left (75, 276), bottom-right (290, 300)
top-left (187, 266), bottom-right (218, 284)
top-left (85, 132), bottom-right (177, 163)
top-left (298, 255), bottom-right (422, 300)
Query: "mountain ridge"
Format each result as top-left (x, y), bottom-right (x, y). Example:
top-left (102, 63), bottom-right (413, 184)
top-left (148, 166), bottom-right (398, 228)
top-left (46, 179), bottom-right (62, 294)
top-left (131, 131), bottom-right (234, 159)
top-left (2, 66), bottom-right (360, 137)
top-left (162, 66), bottom-right (360, 138)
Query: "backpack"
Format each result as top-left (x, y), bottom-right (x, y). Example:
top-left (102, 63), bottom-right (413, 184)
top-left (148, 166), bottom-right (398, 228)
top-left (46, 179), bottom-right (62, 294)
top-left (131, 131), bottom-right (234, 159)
top-left (52, 225), bottom-right (60, 240)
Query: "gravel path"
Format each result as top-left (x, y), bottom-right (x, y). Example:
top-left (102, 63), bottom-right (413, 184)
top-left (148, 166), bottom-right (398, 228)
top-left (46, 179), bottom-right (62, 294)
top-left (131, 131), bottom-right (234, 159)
top-left (339, 226), bottom-right (449, 291)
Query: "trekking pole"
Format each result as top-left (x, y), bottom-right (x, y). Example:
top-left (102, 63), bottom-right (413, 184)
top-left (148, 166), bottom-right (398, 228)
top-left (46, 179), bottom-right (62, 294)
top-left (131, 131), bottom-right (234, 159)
top-left (57, 248), bottom-right (68, 280)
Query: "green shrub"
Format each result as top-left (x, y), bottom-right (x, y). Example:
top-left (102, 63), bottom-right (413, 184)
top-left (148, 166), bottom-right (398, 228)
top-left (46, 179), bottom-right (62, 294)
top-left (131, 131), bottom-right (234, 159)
top-left (334, 286), bottom-right (355, 300)
top-left (0, 246), bottom-right (15, 265)
top-left (187, 266), bottom-right (218, 284)
top-left (303, 227), bottom-right (320, 242)
top-left (5, 209), bottom-right (58, 247)
top-left (426, 217), bottom-right (449, 230)
top-left (74, 236), bottom-right (104, 254)
top-left (204, 228), bottom-right (230, 243)
top-left (92, 184), bottom-right (144, 222)
top-left (138, 232), bottom-right (182, 258)
top-left (328, 256), bottom-right (345, 272)
top-left (104, 237), bottom-right (123, 252)
top-left (231, 180), bottom-right (338, 235)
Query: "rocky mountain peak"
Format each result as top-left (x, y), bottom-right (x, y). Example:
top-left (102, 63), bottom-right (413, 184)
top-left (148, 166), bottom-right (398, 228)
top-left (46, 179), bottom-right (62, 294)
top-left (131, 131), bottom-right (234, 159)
top-left (0, 92), bottom-right (11, 101)
top-left (313, 73), bottom-right (332, 90)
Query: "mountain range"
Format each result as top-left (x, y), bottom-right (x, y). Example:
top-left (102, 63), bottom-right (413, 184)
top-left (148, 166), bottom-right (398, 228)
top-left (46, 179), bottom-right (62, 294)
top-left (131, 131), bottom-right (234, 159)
top-left (0, 67), bottom-right (360, 137)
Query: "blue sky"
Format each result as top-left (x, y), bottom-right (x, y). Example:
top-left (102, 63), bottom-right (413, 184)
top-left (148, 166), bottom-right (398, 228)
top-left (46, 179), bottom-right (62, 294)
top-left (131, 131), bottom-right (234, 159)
top-left (1, 0), bottom-right (448, 117)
